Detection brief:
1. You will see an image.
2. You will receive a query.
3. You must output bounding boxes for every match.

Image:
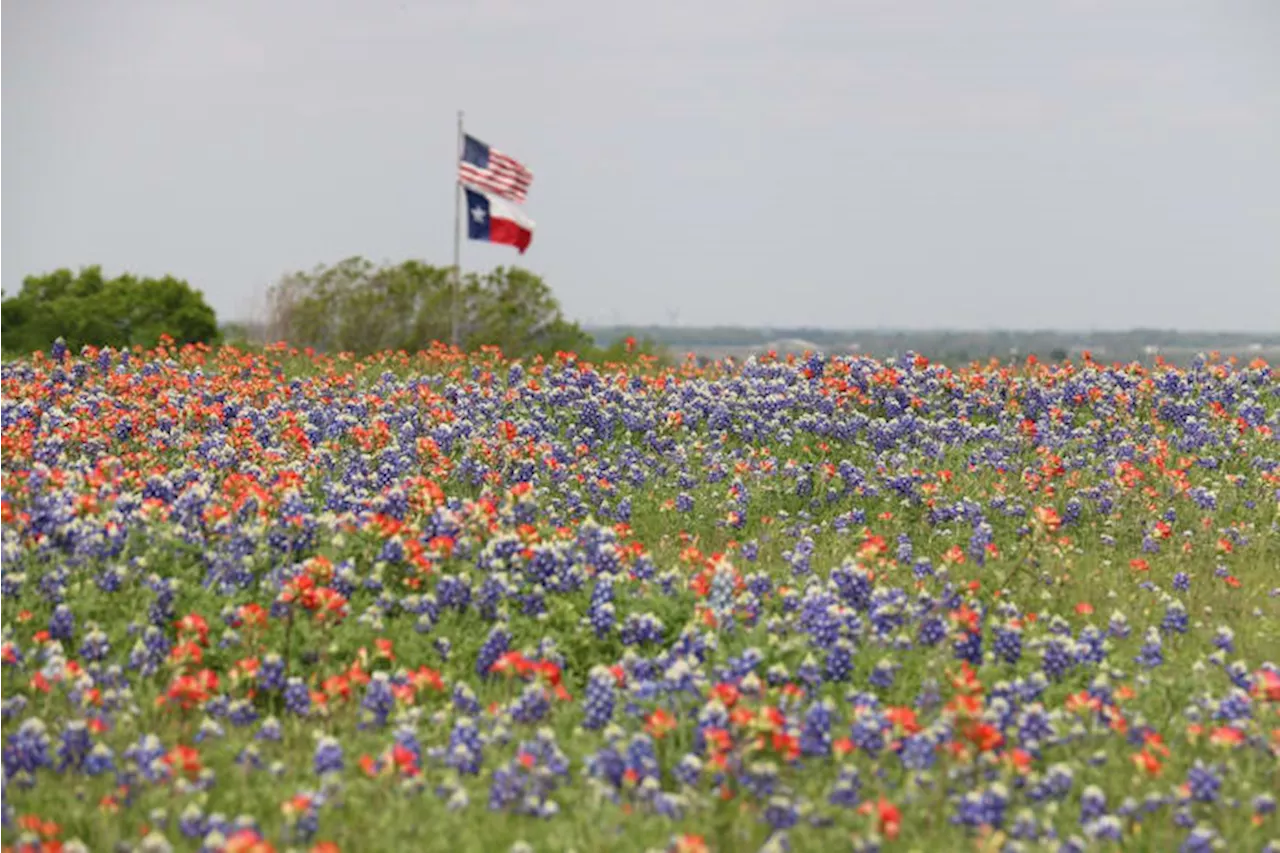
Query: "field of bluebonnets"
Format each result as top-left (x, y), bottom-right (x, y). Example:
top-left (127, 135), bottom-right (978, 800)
top-left (2, 338), bottom-right (1278, 853)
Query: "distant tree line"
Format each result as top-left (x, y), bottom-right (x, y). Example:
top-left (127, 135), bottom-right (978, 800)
top-left (2, 260), bottom-right (662, 363)
top-left (588, 325), bottom-right (1280, 367)
top-left (11, 264), bottom-right (1266, 366)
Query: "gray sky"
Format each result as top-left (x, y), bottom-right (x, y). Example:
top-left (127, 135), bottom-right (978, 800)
top-left (4, 0), bottom-right (1279, 331)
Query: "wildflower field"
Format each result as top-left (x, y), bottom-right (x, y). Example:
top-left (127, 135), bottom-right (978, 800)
top-left (2, 341), bottom-right (1278, 853)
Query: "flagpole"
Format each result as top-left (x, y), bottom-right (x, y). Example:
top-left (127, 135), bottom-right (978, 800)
top-left (451, 109), bottom-right (464, 349)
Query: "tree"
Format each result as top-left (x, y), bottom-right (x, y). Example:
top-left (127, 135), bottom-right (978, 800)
top-left (1, 266), bottom-right (220, 354)
top-left (265, 258), bottom-right (601, 360)
top-left (465, 266), bottom-right (595, 357)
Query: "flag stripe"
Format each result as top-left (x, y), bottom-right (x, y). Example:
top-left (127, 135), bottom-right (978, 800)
top-left (458, 169), bottom-right (531, 202)
top-left (458, 174), bottom-right (530, 201)
top-left (488, 218), bottom-right (533, 253)
top-left (465, 186), bottom-right (534, 254)
top-left (458, 136), bottom-right (533, 203)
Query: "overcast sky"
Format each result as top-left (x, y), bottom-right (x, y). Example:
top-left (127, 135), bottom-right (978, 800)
top-left (4, 0), bottom-right (1279, 330)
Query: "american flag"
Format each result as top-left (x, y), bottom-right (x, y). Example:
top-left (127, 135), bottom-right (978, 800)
top-left (458, 133), bottom-right (533, 203)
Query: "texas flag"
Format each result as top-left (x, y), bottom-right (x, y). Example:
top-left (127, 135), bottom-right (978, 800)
top-left (464, 186), bottom-right (535, 254)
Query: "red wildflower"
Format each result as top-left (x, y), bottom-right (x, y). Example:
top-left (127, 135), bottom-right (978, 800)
top-left (235, 603), bottom-right (269, 630)
top-left (391, 743), bottom-right (420, 776)
top-left (1034, 506), bottom-right (1062, 532)
top-left (673, 834), bottom-right (708, 853)
top-left (884, 706), bottom-right (921, 735)
top-left (1210, 726), bottom-right (1245, 747)
top-left (712, 682), bottom-right (740, 708)
top-left (175, 613), bottom-right (210, 645)
top-left (489, 651), bottom-right (534, 677)
top-left (949, 604), bottom-right (980, 634)
top-left (223, 828), bottom-right (276, 853)
top-left (1004, 748), bottom-right (1032, 775)
top-left (1142, 731), bottom-right (1170, 756)
top-left (163, 744), bottom-right (202, 779)
top-left (282, 793), bottom-right (314, 816)
top-left (162, 669), bottom-right (218, 710)
top-left (646, 708), bottom-right (677, 739)
top-left (168, 641), bottom-right (204, 670)
top-left (769, 731), bottom-right (800, 761)
top-left (410, 666), bottom-right (444, 693)
top-left (1254, 668), bottom-right (1280, 702)
top-left (963, 722), bottom-right (1005, 752)
top-left (1131, 748), bottom-right (1163, 776)
top-left (18, 815), bottom-right (60, 840)
top-left (857, 797), bottom-right (901, 841)
top-left (948, 661), bottom-right (984, 696)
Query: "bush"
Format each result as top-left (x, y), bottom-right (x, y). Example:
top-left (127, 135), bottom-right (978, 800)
top-left (1, 266), bottom-right (220, 355)
top-left (266, 258), bottom-right (664, 363)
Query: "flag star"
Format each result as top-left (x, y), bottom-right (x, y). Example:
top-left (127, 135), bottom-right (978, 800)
top-left (470, 206), bottom-right (487, 223)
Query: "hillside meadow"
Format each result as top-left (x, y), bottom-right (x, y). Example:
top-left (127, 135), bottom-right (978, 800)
top-left (2, 341), bottom-right (1278, 852)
